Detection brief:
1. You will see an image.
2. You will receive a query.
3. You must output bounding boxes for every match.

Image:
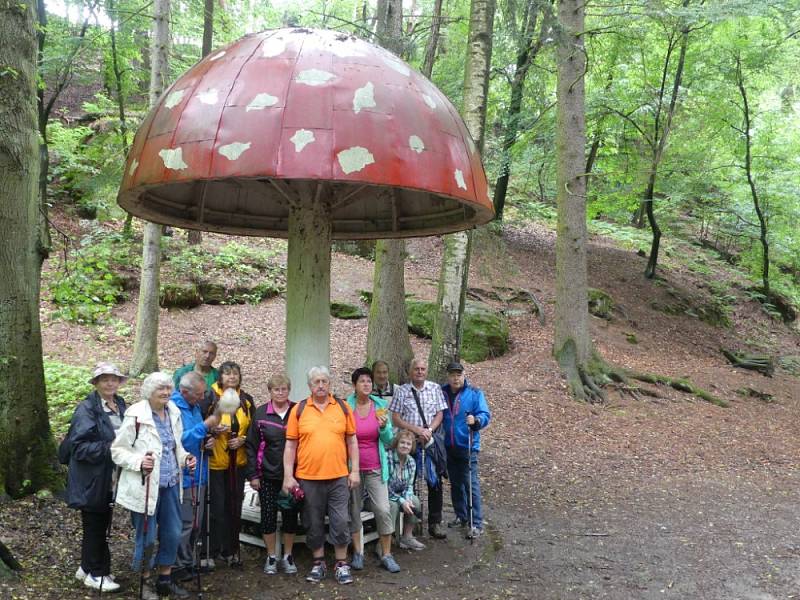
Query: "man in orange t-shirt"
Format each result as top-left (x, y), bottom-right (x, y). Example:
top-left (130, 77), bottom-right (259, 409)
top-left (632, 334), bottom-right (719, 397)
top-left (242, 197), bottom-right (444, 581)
top-left (283, 366), bottom-right (359, 585)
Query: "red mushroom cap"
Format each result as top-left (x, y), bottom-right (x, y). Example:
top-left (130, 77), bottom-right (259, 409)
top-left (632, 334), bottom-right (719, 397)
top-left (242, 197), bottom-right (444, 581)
top-left (118, 28), bottom-right (494, 238)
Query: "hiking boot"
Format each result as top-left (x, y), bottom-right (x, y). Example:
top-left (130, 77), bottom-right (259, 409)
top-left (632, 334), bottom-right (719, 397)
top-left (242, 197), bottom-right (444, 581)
top-left (83, 574), bottom-right (120, 592)
top-left (399, 536), bottom-right (426, 551)
top-left (172, 568), bottom-right (194, 583)
top-left (379, 554), bottom-right (401, 573)
top-left (306, 561), bottom-right (326, 583)
top-left (447, 517), bottom-right (467, 528)
top-left (263, 556), bottom-right (278, 575)
top-left (466, 526), bottom-right (484, 539)
top-left (278, 555), bottom-right (298, 574)
top-left (139, 582), bottom-right (159, 600)
top-left (350, 552), bottom-right (364, 570)
top-left (429, 523), bottom-right (447, 539)
top-left (157, 579), bottom-right (190, 599)
top-left (334, 562), bottom-right (354, 585)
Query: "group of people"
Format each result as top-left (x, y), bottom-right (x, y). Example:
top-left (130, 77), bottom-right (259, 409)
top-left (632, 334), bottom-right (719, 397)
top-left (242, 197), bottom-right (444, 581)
top-left (62, 340), bottom-right (491, 597)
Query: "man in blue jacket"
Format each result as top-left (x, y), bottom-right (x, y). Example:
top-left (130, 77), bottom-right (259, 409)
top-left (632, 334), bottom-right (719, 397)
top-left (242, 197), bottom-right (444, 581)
top-left (172, 372), bottom-right (220, 582)
top-left (441, 362), bottom-right (490, 539)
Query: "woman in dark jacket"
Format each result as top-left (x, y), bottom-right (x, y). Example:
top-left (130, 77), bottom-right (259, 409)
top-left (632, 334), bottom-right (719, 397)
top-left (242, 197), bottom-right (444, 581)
top-left (63, 362), bottom-right (127, 593)
top-left (245, 373), bottom-right (298, 575)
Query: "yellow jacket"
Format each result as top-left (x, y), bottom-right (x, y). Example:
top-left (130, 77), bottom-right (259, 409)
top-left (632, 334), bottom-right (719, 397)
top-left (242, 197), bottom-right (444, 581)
top-left (208, 384), bottom-right (253, 470)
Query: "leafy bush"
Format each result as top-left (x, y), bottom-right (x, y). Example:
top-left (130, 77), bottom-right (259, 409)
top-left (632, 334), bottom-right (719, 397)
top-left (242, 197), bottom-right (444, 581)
top-left (44, 361), bottom-right (96, 437)
top-left (48, 229), bottom-right (136, 323)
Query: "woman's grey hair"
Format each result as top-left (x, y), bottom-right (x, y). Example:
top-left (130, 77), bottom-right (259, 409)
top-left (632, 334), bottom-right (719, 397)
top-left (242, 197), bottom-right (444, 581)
top-left (141, 372), bottom-right (174, 402)
top-left (306, 366), bottom-right (331, 385)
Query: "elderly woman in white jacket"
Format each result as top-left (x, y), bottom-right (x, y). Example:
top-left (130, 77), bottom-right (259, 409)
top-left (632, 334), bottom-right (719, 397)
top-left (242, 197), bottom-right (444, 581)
top-left (111, 372), bottom-right (196, 600)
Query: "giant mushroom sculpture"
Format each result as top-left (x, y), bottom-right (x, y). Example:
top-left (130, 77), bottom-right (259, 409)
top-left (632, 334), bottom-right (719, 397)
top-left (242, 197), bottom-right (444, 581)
top-left (118, 28), bottom-right (493, 399)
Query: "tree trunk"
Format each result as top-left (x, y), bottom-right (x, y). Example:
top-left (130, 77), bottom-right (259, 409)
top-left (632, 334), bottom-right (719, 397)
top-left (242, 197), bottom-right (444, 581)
top-left (553, 0), bottom-right (592, 399)
top-left (0, 0), bottom-right (58, 499)
top-left (366, 0), bottom-right (413, 383)
top-left (735, 56), bottom-right (769, 296)
top-left (286, 189), bottom-right (332, 402)
top-left (428, 0), bottom-right (495, 383)
top-left (421, 0), bottom-right (443, 78)
top-left (130, 0), bottom-right (170, 376)
top-left (187, 0), bottom-right (215, 246)
top-left (493, 0), bottom-right (545, 221)
top-left (367, 238), bottom-right (414, 384)
top-left (644, 17), bottom-right (689, 279)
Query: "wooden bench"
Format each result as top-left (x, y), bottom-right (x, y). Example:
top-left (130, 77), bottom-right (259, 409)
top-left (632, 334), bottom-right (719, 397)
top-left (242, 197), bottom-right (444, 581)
top-left (239, 485), bottom-right (380, 555)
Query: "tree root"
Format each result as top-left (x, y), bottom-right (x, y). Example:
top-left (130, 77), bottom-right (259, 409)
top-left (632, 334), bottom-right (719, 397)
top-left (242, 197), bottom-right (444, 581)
top-left (623, 370), bottom-right (729, 408)
top-left (721, 349), bottom-right (774, 377)
top-left (0, 540), bottom-right (21, 578)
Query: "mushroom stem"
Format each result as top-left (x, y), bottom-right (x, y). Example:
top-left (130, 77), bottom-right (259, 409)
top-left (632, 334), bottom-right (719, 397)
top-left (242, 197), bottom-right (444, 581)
top-left (285, 190), bottom-right (332, 401)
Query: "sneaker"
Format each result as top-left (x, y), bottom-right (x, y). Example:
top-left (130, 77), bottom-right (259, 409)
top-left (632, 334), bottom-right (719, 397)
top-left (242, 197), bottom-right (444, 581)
top-left (199, 558), bottom-right (215, 572)
top-left (278, 555), bottom-right (297, 574)
top-left (447, 517), bottom-right (467, 528)
top-left (306, 561), bottom-right (326, 583)
top-left (334, 562), bottom-right (354, 585)
top-left (350, 552), bottom-right (364, 571)
top-left (466, 526), bottom-right (484, 539)
top-left (399, 536), bottom-right (426, 551)
top-left (83, 574), bottom-right (120, 592)
top-left (263, 556), bottom-right (278, 575)
top-left (429, 523), bottom-right (447, 539)
top-left (380, 554), bottom-right (401, 573)
top-left (76, 568), bottom-right (116, 582)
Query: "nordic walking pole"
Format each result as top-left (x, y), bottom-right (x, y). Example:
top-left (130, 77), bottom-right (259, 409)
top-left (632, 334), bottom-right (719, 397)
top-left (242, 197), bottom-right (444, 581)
top-left (99, 466), bottom-right (122, 596)
top-left (193, 444), bottom-right (204, 599)
top-left (467, 424), bottom-right (474, 545)
top-left (140, 452), bottom-right (153, 600)
top-left (419, 443), bottom-right (426, 537)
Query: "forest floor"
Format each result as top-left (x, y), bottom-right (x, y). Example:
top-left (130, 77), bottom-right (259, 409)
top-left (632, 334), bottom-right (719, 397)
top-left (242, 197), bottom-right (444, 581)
top-left (2, 216), bottom-right (800, 599)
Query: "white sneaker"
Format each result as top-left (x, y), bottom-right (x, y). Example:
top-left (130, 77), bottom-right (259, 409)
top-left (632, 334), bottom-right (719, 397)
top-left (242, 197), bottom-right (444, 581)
top-left (200, 557), bottom-right (216, 570)
top-left (399, 536), bottom-right (426, 551)
top-left (77, 568), bottom-right (116, 583)
top-left (83, 574), bottom-right (120, 592)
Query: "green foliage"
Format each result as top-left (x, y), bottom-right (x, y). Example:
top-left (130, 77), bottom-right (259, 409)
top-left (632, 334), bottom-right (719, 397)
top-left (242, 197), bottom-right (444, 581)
top-left (43, 360), bottom-right (95, 437)
top-left (47, 228), bottom-right (136, 324)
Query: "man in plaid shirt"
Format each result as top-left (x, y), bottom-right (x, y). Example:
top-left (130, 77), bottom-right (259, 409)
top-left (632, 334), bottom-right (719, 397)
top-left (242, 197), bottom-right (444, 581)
top-left (389, 358), bottom-right (448, 539)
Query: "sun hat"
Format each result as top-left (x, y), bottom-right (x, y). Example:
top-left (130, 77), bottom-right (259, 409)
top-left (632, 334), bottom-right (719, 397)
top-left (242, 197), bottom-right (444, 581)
top-left (89, 362), bottom-right (128, 384)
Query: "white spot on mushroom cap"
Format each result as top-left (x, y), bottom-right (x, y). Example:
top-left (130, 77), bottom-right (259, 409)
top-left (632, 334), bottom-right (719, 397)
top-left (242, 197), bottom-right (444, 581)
top-left (383, 56), bottom-right (410, 76)
top-left (209, 51), bottom-right (226, 61)
top-left (197, 88), bottom-right (219, 105)
top-left (409, 135), bottom-right (425, 154)
top-left (290, 129), bottom-right (315, 152)
top-left (338, 146), bottom-right (375, 174)
top-left (164, 89), bottom-right (185, 109)
top-left (262, 37), bottom-right (286, 58)
top-left (159, 148), bottom-right (188, 170)
top-left (246, 93), bottom-right (279, 111)
top-left (218, 141), bottom-right (252, 161)
top-left (295, 69), bottom-right (335, 86)
top-left (422, 94), bottom-right (436, 109)
top-left (454, 169), bottom-right (467, 190)
top-left (128, 159), bottom-right (139, 176)
top-left (329, 41), bottom-right (365, 58)
top-left (353, 82), bottom-right (376, 114)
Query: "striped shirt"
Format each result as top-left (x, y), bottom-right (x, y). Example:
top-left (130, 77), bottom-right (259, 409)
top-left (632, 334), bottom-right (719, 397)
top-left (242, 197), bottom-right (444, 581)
top-left (387, 450), bottom-right (416, 503)
top-left (153, 408), bottom-right (179, 488)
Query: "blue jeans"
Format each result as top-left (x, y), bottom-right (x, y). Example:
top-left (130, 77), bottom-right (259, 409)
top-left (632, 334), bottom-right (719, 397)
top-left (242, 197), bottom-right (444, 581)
top-left (131, 484), bottom-right (182, 571)
top-left (446, 448), bottom-right (482, 528)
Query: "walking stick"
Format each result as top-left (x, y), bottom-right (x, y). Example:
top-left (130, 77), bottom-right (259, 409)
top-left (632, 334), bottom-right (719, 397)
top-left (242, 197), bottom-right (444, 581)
top-left (418, 444), bottom-right (426, 537)
top-left (139, 457), bottom-right (153, 600)
top-left (99, 466), bottom-right (122, 596)
top-left (467, 426), bottom-right (474, 545)
top-left (227, 447), bottom-right (242, 567)
top-left (192, 445), bottom-right (204, 599)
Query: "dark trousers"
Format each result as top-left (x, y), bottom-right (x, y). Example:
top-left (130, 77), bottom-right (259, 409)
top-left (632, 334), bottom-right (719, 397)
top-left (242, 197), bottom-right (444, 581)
top-left (209, 468), bottom-right (245, 557)
top-left (81, 505), bottom-right (112, 577)
top-left (447, 449), bottom-right (482, 528)
top-left (414, 447), bottom-right (443, 526)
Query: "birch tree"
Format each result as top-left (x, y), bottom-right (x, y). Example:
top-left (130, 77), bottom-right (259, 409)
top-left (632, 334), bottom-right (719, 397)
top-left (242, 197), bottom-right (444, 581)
top-left (130, 0), bottom-right (170, 375)
top-left (428, 0), bottom-right (496, 383)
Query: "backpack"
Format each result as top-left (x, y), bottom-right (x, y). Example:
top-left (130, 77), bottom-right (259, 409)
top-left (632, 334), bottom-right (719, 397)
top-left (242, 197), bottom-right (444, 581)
top-left (58, 428), bottom-right (73, 465)
top-left (295, 396), bottom-right (350, 421)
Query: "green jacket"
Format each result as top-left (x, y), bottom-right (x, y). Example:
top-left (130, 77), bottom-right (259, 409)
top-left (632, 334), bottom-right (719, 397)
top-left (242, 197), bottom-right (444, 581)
top-left (172, 363), bottom-right (219, 391)
top-left (346, 393), bottom-right (394, 482)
